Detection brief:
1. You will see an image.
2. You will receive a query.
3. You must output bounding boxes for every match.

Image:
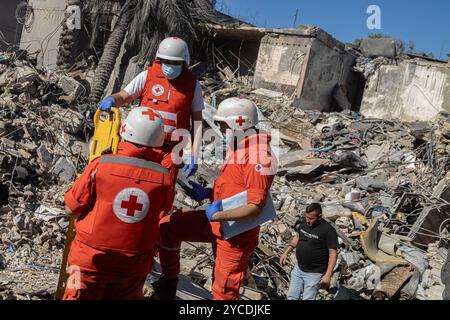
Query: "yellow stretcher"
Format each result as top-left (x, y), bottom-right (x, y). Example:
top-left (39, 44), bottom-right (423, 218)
top-left (54, 108), bottom-right (121, 300)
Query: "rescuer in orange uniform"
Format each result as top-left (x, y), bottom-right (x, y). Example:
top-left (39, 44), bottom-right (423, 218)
top-left (63, 107), bottom-right (174, 300)
top-left (97, 37), bottom-right (203, 181)
top-left (154, 98), bottom-right (278, 300)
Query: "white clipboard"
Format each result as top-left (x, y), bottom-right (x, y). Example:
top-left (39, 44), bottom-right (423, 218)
top-left (220, 191), bottom-right (277, 240)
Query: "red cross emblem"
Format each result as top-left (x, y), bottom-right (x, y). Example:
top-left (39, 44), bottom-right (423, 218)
top-left (121, 195), bottom-right (143, 217)
top-left (152, 84), bottom-right (164, 97)
top-left (113, 188), bottom-right (150, 223)
top-left (120, 124), bottom-right (126, 134)
top-left (142, 109), bottom-right (156, 121)
top-left (255, 164), bottom-right (263, 172)
top-left (236, 116), bottom-right (246, 127)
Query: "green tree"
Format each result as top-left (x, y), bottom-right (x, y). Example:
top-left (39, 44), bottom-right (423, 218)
top-left (57, 0), bottom-right (84, 70)
top-left (57, 0), bottom-right (218, 103)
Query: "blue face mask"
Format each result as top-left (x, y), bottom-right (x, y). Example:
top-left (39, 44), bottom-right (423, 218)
top-left (162, 63), bottom-right (183, 80)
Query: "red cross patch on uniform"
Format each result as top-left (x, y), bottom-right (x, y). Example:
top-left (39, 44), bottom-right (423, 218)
top-left (113, 188), bottom-right (150, 223)
top-left (255, 164), bottom-right (263, 173)
top-left (151, 84), bottom-right (164, 97)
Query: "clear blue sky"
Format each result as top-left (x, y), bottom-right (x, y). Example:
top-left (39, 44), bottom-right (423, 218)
top-left (216, 0), bottom-right (450, 60)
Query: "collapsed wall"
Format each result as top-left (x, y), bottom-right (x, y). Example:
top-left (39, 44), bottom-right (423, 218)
top-left (360, 58), bottom-right (450, 121)
top-left (253, 26), bottom-right (361, 112)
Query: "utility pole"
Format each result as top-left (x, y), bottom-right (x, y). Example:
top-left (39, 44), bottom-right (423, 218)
top-left (293, 9), bottom-right (299, 28)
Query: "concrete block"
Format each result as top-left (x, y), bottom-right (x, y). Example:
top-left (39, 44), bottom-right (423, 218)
top-left (58, 76), bottom-right (83, 98)
top-left (37, 144), bottom-right (53, 168)
top-left (360, 38), bottom-right (396, 59)
top-left (51, 157), bottom-right (76, 182)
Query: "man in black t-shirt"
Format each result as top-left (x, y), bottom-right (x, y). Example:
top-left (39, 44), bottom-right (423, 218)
top-left (280, 203), bottom-right (338, 300)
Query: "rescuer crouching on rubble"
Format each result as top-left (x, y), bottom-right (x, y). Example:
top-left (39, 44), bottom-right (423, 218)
top-left (63, 107), bottom-right (174, 300)
top-left (154, 97), bottom-right (278, 300)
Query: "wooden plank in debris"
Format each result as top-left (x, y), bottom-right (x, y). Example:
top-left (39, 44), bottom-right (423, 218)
top-left (375, 265), bottom-right (414, 299)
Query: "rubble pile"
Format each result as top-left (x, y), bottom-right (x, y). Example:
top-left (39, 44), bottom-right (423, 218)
top-left (170, 76), bottom-right (450, 300)
top-left (0, 51), bottom-right (89, 300)
top-left (0, 48), bottom-right (449, 300)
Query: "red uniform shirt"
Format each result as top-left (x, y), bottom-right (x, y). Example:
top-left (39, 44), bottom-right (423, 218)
top-left (65, 142), bottom-right (174, 275)
top-left (211, 133), bottom-right (277, 241)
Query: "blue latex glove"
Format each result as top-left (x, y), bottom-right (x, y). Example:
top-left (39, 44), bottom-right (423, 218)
top-left (188, 181), bottom-right (212, 202)
top-left (205, 199), bottom-right (223, 222)
top-left (182, 156), bottom-right (198, 179)
top-left (98, 96), bottom-right (116, 112)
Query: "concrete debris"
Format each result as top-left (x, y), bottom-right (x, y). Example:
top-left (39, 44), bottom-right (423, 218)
top-left (36, 144), bottom-right (54, 169)
top-left (354, 56), bottom-right (395, 80)
top-left (0, 49), bottom-right (90, 300)
top-left (0, 253), bottom-right (6, 270)
top-left (186, 63), bottom-right (449, 300)
top-left (359, 37), bottom-right (396, 59)
top-left (1, 40), bottom-right (449, 301)
top-left (251, 88), bottom-right (283, 99)
top-left (57, 76), bottom-right (84, 99)
top-left (51, 157), bottom-right (77, 182)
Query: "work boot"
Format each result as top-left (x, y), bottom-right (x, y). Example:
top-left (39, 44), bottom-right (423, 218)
top-left (152, 276), bottom-right (179, 300)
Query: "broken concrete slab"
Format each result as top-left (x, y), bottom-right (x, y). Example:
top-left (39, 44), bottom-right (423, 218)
top-left (278, 158), bottom-right (329, 175)
top-left (364, 143), bottom-right (391, 163)
top-left (36, 144), bottom-right (53, 169)
top-left (57, 76), bottom-right (84, 98)
top-left (322, 204), bottom-right (352, 222)
top-left (51, 157), bottom-right (76, 182)
top-left (359, 37), bottom-right (396, 59)
top-left (252, 88), bottom-right (283, 99)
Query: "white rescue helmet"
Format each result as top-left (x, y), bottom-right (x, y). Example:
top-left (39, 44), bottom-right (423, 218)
top-left (120, 107), bottom-right (165, 147)
top-left (213, 97), bottom-right (259, 130)
top-left (156, 37), bottom-right (190, 66)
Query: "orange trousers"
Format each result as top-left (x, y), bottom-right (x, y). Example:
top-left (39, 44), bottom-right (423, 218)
top-left (63, 270), bottom-right (147, 300)
top-left (157, 210), bottom-right (258, 300)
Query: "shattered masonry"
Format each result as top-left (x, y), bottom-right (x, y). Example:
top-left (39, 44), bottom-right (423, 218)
top-left (1, 5), bottom-right (450, 301)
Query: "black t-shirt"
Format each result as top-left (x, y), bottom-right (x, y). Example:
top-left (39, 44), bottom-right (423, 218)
top-left (295, 219), bottom-right (339, 274)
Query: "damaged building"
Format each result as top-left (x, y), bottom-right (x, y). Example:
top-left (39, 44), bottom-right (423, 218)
top-left (361, 56), bottom-right (450, 121)
top-left (0, 0), bottom-right (449, 301)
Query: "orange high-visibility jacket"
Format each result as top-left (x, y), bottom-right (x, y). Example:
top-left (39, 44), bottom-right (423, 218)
top-left (64, 142), bottom-right (174, 273)
top-left (211, 133), bottom-right (277, 241)
top-left (139, 61), bottom-right (197, 143)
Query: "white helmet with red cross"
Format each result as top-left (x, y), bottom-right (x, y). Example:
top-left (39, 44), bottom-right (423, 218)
top-left (213, 97), bottom-right (259, 130)
top-left (156, 37), bottom-right (190, 65)
top-left (120, 107), bottom-right (165, 147)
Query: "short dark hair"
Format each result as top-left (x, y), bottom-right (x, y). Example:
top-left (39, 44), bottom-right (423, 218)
top-left (305, 203), bottom-right (322, 215)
